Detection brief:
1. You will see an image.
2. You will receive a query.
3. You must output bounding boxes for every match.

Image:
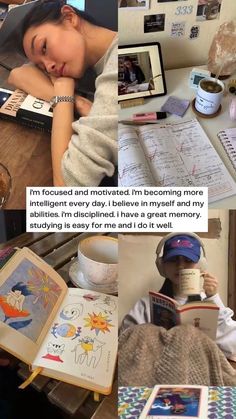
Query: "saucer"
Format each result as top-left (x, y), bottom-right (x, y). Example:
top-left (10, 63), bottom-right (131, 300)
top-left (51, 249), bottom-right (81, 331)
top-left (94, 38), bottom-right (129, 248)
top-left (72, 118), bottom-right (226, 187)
top-left (69, 261), bottom-right (118, 295)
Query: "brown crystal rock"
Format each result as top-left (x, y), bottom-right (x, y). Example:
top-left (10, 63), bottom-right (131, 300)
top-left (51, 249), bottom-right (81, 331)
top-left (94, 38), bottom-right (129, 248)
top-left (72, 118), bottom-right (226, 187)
top-left (208, 20), bottom-right (236, 78)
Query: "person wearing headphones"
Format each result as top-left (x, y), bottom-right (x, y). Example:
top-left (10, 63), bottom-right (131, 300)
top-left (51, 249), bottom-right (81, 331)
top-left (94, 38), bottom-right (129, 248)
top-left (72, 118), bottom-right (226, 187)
top-left (120, 233), bottom-right (236, 362)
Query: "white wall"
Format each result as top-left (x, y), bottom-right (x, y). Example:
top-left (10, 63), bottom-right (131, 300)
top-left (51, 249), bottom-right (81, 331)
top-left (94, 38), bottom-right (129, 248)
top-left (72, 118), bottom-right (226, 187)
top-left (119, 0), bottom-right (236, 69)
top-left (118, 209), bottom-right (229, 324)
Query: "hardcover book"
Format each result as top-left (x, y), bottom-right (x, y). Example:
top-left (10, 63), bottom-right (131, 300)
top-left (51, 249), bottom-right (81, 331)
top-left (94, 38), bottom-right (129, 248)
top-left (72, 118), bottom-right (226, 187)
top-left (139, 385), bottom-right (208, 419)
top-left (0, 88), bottom-right (52, 132)
top-left (149, 291), bottom-right (219, 340)
top-left (0, 247), bottom-right (118, 395)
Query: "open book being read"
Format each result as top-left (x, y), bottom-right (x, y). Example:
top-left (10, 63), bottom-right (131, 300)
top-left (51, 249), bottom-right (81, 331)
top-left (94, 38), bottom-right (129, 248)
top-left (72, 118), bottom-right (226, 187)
top-left (118, 119), bottom-right (236, 203)
top-left (149, 291), bottom-right (219, 340)
top-left (0, 247), bottom-right (118, 395)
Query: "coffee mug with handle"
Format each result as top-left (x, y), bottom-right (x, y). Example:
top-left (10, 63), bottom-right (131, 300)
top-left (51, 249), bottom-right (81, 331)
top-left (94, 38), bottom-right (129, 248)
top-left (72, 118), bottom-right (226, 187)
top-left (178, 268), bottom-right (204, 296)
top-left (77, 235), bottom-right (118, 285)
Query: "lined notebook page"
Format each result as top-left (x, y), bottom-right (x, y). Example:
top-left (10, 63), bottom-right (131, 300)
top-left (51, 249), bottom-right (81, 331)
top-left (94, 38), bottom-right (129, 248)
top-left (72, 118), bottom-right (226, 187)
top-left (119, 119), bottom-right (236, 203)
top-left (218, 128), bottom-right (236, 170)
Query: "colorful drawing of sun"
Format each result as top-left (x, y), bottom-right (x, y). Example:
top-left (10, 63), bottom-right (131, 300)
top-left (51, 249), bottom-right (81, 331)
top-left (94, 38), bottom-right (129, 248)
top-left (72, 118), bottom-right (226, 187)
top-left (84, 312), bottom-right (113, 335)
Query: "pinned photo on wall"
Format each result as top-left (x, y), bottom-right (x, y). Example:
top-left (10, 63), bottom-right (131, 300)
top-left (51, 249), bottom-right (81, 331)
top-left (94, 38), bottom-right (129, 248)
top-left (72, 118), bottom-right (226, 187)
top-left (189, 25), bottom-right (200, 40)
top-left (118, 42), bottom-right (167, 102)
top-left (144, 14), bottom-right (165, 33)
top-left (196, 0), bottom-right (222, 21)
top-left (118, 0), bottom-right (150, 10)
top-left (171, 22), bottom-right (186, 38)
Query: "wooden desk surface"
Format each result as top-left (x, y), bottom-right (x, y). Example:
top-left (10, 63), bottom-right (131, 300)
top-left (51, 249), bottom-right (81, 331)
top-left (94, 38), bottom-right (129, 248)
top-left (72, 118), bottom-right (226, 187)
top-left (0, 56), bottom-right (53, 210)
top-left (0, 232), bottom-right (118, 419)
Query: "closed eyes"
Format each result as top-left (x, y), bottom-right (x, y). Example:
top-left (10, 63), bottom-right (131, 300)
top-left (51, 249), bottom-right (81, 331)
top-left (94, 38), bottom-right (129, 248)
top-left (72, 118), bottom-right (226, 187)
top-left (41, 40), bottom-right (47, 55)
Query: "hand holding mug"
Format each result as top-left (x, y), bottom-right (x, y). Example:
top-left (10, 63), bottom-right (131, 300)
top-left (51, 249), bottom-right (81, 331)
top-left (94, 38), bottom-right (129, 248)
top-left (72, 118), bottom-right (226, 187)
top-left (201, 271), bottom-right (219, 297)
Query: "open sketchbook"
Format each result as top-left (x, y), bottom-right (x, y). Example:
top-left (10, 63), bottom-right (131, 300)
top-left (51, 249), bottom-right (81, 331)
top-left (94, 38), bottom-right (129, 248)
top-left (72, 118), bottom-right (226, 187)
top-left (118, 119), bottom-right (236, 203)
top-left (149, 292), bottom-right (219, 340)
top-left (0, 247), bottom-right (118, 395)
top-left (139, 385), bottom-right (208, 419)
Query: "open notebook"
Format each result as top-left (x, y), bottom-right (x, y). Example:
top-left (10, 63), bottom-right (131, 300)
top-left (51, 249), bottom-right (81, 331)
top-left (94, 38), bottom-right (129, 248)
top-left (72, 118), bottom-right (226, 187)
top-left (0, 247), bottom-right (118, 395)
top-left (118, 119), bottom-right (236, 203)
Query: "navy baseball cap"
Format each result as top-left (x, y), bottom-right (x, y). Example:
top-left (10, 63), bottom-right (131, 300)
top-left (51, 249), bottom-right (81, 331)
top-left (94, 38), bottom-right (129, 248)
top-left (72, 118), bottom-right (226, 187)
top-left (163, 235), bottom-right (201, 263)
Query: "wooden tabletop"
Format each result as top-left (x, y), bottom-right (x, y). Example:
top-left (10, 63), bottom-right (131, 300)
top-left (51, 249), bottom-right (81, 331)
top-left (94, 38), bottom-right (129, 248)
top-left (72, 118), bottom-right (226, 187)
top-left (0, 55), bottom-right (53, 210)
top-left (0, 232), bottom-right (118, 419)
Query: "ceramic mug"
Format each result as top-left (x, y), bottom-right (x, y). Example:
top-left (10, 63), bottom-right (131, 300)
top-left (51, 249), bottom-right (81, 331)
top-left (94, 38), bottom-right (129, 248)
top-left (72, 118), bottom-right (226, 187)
top-left (178, 269), bottom-right (204, 296)
top-left (195, 77), bottom-right (224, 115)
top-left (77, 236), bottom-right (118, 285)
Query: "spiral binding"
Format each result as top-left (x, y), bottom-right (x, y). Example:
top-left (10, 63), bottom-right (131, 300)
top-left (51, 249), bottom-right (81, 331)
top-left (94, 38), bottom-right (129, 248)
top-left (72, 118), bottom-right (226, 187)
top-left (218, 130), bottom-right (236, 170)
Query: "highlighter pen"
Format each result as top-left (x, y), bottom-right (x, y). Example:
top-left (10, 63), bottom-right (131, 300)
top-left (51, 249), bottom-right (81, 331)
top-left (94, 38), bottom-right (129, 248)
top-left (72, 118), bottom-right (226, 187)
top-left (132, 112), bottom-right (167, 122)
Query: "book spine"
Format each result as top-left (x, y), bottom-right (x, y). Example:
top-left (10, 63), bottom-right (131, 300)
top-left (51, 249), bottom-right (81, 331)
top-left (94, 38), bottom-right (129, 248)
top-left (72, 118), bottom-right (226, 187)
top-left (17, 108), bottom-right (52, 131)
top-left (0, 112), bottom-right (51, 133)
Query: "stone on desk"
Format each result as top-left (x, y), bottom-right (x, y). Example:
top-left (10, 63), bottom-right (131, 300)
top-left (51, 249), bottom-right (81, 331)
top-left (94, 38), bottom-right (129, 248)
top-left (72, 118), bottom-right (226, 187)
top-left (47, 381), bottom-right (90, 416)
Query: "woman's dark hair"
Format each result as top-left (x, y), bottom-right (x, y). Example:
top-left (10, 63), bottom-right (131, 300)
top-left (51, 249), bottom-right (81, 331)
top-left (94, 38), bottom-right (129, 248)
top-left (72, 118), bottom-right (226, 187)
top-left (18, 0), bottom-right (98, 55)
top-left (12, 281), bottom-right (32, 296)
top-left (159, 278), bottom-right (174, 298)
top-left (124, 56), bottom-right (134, 64)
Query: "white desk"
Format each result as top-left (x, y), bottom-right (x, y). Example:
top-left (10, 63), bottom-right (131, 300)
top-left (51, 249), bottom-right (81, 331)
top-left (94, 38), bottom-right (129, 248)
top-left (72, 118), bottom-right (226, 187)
top-left (119, 66), bottom-right (236, 209)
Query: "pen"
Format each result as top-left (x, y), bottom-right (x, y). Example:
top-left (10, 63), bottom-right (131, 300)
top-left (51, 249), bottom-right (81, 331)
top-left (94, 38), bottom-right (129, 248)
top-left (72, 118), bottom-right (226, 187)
top-left (119, 120), bottom-right (164, 125)
top-left (132, 112), bottom-right (167, 122)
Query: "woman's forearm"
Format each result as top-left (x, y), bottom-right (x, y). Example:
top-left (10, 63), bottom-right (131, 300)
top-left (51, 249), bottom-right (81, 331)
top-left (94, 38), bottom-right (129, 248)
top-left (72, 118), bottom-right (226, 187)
top-left (8, 64), bottom-right (54, 101)
top-left (51, 78), bottom-right (75, 186)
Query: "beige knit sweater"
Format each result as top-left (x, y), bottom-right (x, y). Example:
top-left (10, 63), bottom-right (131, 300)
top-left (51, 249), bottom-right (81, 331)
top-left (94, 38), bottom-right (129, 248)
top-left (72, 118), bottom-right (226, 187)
top-left (118, 324), bottom-right (236, 387)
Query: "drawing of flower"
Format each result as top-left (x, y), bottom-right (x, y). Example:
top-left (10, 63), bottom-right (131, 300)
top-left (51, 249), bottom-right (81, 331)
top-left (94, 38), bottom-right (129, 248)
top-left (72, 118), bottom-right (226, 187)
top-left (27, 266), bottom-right (61, 308)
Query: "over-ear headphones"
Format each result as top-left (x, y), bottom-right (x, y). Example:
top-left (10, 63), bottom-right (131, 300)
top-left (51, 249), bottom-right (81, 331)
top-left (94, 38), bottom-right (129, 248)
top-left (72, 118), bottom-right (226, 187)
top-left (155, 232), bottom-right (207, 277)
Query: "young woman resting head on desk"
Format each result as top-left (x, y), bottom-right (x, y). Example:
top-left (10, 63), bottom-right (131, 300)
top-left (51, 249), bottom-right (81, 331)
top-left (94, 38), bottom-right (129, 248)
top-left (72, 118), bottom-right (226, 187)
top-left (8, 0), bottom-right (118, 187)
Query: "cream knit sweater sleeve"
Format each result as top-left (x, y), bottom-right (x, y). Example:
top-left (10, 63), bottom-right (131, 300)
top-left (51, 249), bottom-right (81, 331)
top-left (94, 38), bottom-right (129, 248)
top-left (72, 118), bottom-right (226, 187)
top-left (61, 36), bottom-right (118, 186)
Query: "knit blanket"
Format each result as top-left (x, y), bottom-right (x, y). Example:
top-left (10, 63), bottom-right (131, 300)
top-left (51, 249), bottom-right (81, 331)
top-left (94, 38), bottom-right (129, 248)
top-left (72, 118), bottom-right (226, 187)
top-left (118, 324), bottom-right (236, 387)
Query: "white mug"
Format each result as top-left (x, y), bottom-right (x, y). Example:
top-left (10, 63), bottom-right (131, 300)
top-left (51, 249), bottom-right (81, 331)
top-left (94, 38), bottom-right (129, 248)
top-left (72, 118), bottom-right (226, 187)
top-left (178, 269), bottom-right (204, 296)
top-left (195, 77), bottom-right (224, 115)
top-left (78, 236), bottom-right (118, 285)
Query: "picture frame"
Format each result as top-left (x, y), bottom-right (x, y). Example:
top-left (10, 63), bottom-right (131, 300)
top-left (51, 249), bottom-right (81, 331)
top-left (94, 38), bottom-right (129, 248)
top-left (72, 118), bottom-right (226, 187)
top-left (118, 0), bottom-right (150, 10)
top-left (139, 385), bottom-right (208, 419)
top-left (118, 42), bottom-right (167, 102)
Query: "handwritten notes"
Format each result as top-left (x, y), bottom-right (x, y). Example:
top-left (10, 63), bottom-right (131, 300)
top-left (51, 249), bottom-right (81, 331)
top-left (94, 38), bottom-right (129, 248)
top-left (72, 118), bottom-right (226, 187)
top-left (118, 119), bottom-right (236, 203)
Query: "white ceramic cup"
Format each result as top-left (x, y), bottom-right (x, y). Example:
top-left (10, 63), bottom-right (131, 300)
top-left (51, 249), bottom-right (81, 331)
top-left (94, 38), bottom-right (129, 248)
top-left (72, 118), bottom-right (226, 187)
top-left (195, 77), bottom-right (224, 115)
top-left (178, 269), bottom-right (204, 296)
top-left (77, 236), bottom-right (118, 285)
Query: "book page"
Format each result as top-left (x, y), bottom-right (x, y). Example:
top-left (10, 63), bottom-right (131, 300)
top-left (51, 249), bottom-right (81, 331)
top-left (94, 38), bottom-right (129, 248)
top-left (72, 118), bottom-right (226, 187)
top-left (139, 385), bottom-right (208, 419)
top-left (33, 289), bottom-right (118, 394)
top-left (149, 292), bottom-right (179, 329)
top-left (138, 119), bottom-right (236, 203)
top-left (178, 302), bottom-right (219, 340)
top-left (118, 125), bottom-right (156, 186)
top-left (0, 248), bottom-right (67, 364)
